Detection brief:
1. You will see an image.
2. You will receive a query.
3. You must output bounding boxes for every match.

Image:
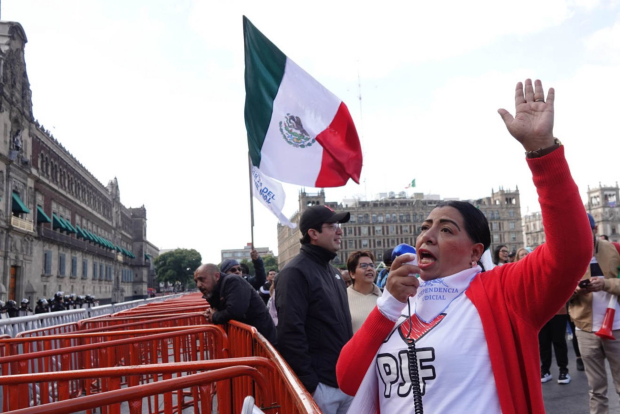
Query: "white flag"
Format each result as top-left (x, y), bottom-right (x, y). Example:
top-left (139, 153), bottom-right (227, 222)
top-left (251, 166), bottom-right (296, 229)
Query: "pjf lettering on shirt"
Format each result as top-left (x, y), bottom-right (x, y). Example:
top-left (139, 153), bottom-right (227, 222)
top-left (377, 347), bottom-right (436, 398)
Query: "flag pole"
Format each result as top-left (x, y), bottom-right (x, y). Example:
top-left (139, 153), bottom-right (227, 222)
top-left (248, 152), bottom-right (255, 248)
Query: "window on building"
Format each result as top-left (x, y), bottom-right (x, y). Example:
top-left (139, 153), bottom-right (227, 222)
top-left (390, 239), bottom-right (397, 247)
top-left (591, 195), bottom-right (600, 206)
top-left (509, 222), bottom-right (515, 230)
top-left (71, 256), bottom-right (77, 278)
top-left (348, 240), bottom-right (354, 249)
top-left (93, 262), bottom-right (98, 280)
top-left (364, 214), bottom-right (369, 223)
top-left (362, 239), bottom-right (369, 248)
top-left (346, 227), bottom-right (353, 236)
top-left (357, 214), bottom-right (363, 223)
top-left (59, 254), bottom-right (66, 277)
top-left (43, 284), bottom-right (47, 297)
top-left (405, 213), bottom-right (410, 222)
top-left (377, 240), bottom-right (382, 248)
top-left (82, 260), bottom-right (88, 279)
top-left (511, 233), bottom-right (516, 241)
top-left (350, 214), bottom-right (356, 223)
top-left (403, 226), bottom-right (409, 234)
top-left (100, 263), bottom-right (104, 281)
top-left (388, 225), bottom-right (395, 235)
top-left (375, 226), bottom-right (382, 235)
top-left (509, 210), bottom-right (515, 218)
top-left (492, 222), bottom-right (498, 231)
top-left (386, 214), bottom-right (391, 223)
top-left (378, 214), bottom-right (384, 223)
top-left (43, 250), bottom-right (52, 275)
top-left (372, 214), bottom-right (377, 223)
top-left (392, 214), bottom-right (397, 222)
top-left (493, 234), bottom-right (500, 242)
top-left (362, 226), bottom-right (368, 236)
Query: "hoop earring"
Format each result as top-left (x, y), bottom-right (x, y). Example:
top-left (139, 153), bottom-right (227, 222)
top-left (471, 261), bottom-right (477, 268)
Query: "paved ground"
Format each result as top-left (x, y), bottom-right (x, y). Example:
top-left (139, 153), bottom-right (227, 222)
top-left (542, 339), bottom-right (619, 414)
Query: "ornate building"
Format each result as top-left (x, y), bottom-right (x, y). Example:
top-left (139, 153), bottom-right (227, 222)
top-left (0, 21), bottom-right (159, 304)
top-left (587, 183), bottom-right (620, 242)
top-left (524, 183), bottom-right (620, 248)
top-left (277, 187), bottom-right (524, 268)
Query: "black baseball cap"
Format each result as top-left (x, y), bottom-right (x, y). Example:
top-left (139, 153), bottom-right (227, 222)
top-left (300, 205), bottom-right (350, 236)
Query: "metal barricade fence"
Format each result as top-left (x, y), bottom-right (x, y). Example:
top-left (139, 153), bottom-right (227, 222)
top-left (0, 326), bottom-right (228, 412)
top-left (227, 321), bottom-right (321, 414)
top-left (0, 358), bottom-right (277, 413)
top-left (75, 313), bottom-right (206, 334)
top-left (0, 365), bottom-right (272, 414)
top-left (77, 312), bottom-right (206, 331)
top-left (0, 310), bottom-right (86, 338)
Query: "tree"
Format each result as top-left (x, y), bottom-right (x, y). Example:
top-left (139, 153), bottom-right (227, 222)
top-left (154, 249), bottom-right (202, 291)
top-left (263, 255), bottom-right (278, 273)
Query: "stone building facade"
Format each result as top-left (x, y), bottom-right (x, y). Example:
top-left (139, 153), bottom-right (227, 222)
top-left (523, 183), bottom-right (620, 248)
top-left (221, 243), bottom-right (273, 263)
top-left (587, 183), bottom-right (620, 242)
top-left (0, 21), bottom-right (158, 304)
top-left (277, 187), bottom-right (524, 268)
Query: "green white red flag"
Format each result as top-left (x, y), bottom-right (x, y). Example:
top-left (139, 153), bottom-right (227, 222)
top-left (243, 16), bottom-right (363, 188)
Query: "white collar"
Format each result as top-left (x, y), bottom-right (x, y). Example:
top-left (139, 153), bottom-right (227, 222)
top-left (413, 266), bottom-right (481, 323)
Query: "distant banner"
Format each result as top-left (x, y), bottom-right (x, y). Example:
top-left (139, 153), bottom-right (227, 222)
top-left (252, 166), bottom-right (296, 229)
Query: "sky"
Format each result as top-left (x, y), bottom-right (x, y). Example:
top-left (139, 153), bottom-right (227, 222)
top-left (3, 0), bottom-right (620, 263)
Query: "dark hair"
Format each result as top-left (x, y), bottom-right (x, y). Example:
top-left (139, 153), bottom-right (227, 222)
top-left (346, 251), bottom-right (375, 284)
top-left (239, 263), bottom-right (250, 275)
top-left (300, 224), bottom-right (323, 244)
top-left (493, 245), bottom-right (508, 265)
top-left (434, 200), bottom-right (491, 251)
top-left (600, 234), bottom-right (609, 241)
top-left (383, 248), bottom-right (394, 266)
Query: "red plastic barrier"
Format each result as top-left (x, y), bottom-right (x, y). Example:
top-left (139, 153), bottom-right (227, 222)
top-left (4, 366), bottom-right (273, 414)
top-left (76, 312), bottom-right (206, 331)
top-left (0, 326), bottom-right (228, 412)
top-left (16, 322), bottom-right (80, 338)
top-left (227, 321), bottom-right (321, 414)
top-left (0, 358), bottom-right (276, 413)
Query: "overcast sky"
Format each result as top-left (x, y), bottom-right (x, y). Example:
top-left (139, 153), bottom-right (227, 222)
top-left (4, 0), bottom-right (620, 263)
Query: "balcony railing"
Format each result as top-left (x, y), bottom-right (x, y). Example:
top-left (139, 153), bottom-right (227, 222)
top-left (11, 216), bottom-right (34, 232)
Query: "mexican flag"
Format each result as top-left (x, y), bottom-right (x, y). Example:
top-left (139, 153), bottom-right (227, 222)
top-left (405, 179), bottom-right (416, 189)
top-left (243, 16), bottom-right (362, 188)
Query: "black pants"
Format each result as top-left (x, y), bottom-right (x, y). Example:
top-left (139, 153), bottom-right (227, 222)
top-left (568, 319), bottom-right (581, 358)
top-left (539, 314), bottom-right (569, 373)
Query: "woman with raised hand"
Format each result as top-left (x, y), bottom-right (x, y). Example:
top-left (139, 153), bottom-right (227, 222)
top-left (336, 79), bottom-right (592, 414)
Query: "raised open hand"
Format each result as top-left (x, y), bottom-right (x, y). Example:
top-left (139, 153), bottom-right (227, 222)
top-left (498, 79), bottom-right (555, 152)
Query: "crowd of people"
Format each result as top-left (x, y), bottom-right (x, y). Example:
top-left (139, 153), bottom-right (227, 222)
top-left (194, 80), bottom-right (620, 414)
top-left (0, 292), bottom-right (97, 318)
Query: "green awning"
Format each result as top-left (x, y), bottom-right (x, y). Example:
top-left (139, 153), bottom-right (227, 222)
top-left (75, 225), bottom-right (87, 239)
top-left (145, 254), bottom-right (151, 260)
top-left (37, 206), bottom-right (51, 224)
top-left (52, 213), bottom-right (67, 231)
top-left (62, 219), bottom-right (77, 234)
top-left (12, 192), bottom-right (31, 214)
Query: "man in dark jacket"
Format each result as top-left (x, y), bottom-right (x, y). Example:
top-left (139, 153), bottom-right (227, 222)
top-left (275, 205), bottom-right (353, 414)
top-left (195, 263), bottom-right (276, 345)
top-left (222, 249), bottom-right (266, 290)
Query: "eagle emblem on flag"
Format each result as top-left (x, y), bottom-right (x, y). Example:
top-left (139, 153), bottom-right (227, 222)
top-left (279, 114), bottom-right (316, 148)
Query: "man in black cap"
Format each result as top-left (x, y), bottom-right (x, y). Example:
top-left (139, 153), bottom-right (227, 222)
top-left (221, 248), bottom-right (266, 290)
top-left (275, 205), bottom-right (353, 414)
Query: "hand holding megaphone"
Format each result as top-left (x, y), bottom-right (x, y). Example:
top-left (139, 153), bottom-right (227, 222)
top-left (386, 244), bottom-right (421, 304)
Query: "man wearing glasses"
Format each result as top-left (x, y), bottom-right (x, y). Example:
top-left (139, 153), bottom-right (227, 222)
top-left (275, 205), bottom-right (353, 414)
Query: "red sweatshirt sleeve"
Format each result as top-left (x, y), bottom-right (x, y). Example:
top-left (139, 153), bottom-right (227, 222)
top-left (336, 307), bottom-right (396, 396)
top-left (483, 146), bottom-right (592, 329)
